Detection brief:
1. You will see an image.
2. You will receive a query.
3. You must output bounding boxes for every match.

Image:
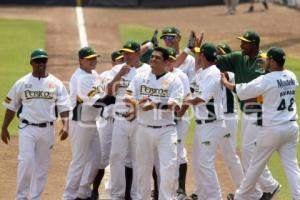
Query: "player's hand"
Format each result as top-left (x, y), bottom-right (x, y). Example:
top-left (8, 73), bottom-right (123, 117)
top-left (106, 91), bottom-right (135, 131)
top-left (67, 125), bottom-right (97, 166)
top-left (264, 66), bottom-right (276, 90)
top-left (59, 128), bottom-right (68, 141)
top-left (221, 73), bottom-right (229, 85)
top-left (1, 127), bottom-right (10, 144)
top-left (118, 65), bottom-right (131, 76)
top-left (123, 111), bottom-right (136, 122)
top-left (187, 31), bottom-right (196, 49)
top-left (138, 96), bottom-right (151, 106)
top-left (151, 29), bottom-right (159, 48)
top-left (194, 32), bottom-right (204, 49)
top-left (141, 101), bottom-right (156, 111)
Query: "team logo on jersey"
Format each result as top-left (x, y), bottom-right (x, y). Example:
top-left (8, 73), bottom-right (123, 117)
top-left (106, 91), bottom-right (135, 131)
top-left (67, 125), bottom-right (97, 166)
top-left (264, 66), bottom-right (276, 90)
top-left (48, 83), bottom-right (55, 89)
top-left (4, 97), bottom-right (11, 104)
top-left (119, 79), bottom-right (130, 88)
top-left (162, 80), bottom-right (170, 90)
top-left (87, 86), bottom-right (103, 97)
top-left (140, 85), bottom-right (168, 97)
top-left (24, 90), bottom-right (54, 100)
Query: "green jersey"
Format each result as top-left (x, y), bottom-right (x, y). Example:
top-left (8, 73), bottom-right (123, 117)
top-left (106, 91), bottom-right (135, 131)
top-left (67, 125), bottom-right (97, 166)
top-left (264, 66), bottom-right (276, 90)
top-left (217, 51), bottom-right (266, 115)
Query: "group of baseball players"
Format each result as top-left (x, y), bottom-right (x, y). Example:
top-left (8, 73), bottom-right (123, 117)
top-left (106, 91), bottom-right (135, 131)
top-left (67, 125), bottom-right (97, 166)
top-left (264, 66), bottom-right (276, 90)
top-left (1, 26), bottom-right (300, 200)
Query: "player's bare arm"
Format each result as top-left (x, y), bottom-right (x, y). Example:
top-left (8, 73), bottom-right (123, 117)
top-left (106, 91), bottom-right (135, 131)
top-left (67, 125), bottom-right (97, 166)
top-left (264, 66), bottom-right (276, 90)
top-left (58, 111), bottom-right (69, 141)
top-left (107, 65), bottom-right (131, 95)
top-left (183, 96), bottom-right (205, 106)
top-left (1, 108), bottom-right (15, 144)
top-left (221, 73), bottom-right (235, 91)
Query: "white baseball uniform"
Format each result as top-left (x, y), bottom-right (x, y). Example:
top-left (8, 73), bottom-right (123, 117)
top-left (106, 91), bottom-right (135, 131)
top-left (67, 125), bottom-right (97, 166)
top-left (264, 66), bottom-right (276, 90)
top-left (234, 70), bottom-right (300, 200)
top-left (191, 65), bottom-right (225, 200)
top-left (127, 70), bottom-right (183, 200)
top-left (63, 68), bottom-right (111, 200)
top-left (219, 72), bottom-right (244, 188)
top-left (109, 63), bottom-right (151, 200)
top-left (177, 54), bottom-right (196, 82)
top-left (3, 73), bottom-right (70, 200)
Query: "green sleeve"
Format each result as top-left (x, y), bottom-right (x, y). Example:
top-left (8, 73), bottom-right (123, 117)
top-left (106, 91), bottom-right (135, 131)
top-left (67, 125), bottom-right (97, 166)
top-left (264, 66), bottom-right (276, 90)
top-left (217, 52), bottom-right (240, 73)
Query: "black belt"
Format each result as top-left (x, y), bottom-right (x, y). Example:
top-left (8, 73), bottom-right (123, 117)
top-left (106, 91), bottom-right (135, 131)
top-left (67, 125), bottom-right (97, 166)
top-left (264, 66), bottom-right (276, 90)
top-left (146, 124), bottom-right (175, 129)
top-left (195, 119), bottom-right (216, 125)
top-left (21, 119), bottom-right (53, 128)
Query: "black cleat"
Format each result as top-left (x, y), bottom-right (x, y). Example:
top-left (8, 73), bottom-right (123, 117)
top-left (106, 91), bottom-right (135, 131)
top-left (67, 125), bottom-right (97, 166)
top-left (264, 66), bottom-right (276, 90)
top-left (262, 1), bottom-right (269, 10)
top-left (90, 190), bottom-right (99, 200)
top-left (227, 193), bottom-right (234, 200)
top-left (189, 193), bottom-right (198, 200)
top-left (260, 184), bottom-right (281, 200)
top-left (248, 6), bottom-right (254, 12)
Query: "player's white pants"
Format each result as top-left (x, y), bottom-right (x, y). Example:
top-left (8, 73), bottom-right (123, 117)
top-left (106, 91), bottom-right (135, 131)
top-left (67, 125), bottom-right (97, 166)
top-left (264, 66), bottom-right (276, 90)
top-left (235, 121), bottom-right (300, 200)
top-left (62, 120), bottom-right (99, 200)
top-left (219, 115), bottom-right (244, 188)
top-left (136, 125), bottom-right (177, 200)
top-left (16, 122), bottom-right (54, 200)
top-left (241, 113), bottom-right (279, 193)
top-left (192, 120), bottom-right (225, 200)
top-left (176, 120), bottom-right (189, 164)
top-left (77, 125), bottom-right (102, 198)
top-left (110, 119), bottom-right (138, 200)
top-left (98, 117), bottom-right (114, 169)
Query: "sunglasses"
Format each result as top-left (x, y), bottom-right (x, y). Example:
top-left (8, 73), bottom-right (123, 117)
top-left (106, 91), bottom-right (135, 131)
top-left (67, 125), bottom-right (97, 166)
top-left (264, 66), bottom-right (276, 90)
top-left (33, 58), bottom-right (48, 64)
top-left (162, 35), bottom-right (175, 41)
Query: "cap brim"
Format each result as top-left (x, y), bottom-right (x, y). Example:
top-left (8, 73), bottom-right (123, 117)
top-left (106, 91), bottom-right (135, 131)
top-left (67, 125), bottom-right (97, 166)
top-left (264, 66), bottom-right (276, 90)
top-left (83, 54), bottom-right (99, 59)
top-left (31, 55), bottom-right (48, 60)
top-left (237, 36), bottom-right (252, 43)
top-left (115, 55), bottom-right (124, 61)
top-left (169, 55), bottom-right (176, 60)
top-left (217, 47), bottom-right (226, 55)
top-left (259, 52), bottom-right (267, 59)
top-left (121, 48), bottom-right (136, 53)
top-left (160, 33), bottom-right (177, 39)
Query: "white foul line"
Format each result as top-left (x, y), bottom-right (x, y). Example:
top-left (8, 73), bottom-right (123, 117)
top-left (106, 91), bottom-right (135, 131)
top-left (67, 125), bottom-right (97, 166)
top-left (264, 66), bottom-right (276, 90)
top-left (76, 6), bottom-right (88, 47)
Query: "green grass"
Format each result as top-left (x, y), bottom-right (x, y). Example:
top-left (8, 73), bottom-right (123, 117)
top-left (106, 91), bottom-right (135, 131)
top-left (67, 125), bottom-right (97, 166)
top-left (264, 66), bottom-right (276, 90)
top-left (0, 19), bottom-right (46, 135)
top-left (119, 24), bottom-right (300, 199)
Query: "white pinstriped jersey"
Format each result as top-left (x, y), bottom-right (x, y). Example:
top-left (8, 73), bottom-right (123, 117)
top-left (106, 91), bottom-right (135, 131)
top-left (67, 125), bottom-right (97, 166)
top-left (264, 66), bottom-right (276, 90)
top-left (110, 63), bottom-right (151, 114)
top-left (192, 65), bottom-right (224, 120)
top-left (171, 68), bottom-right (190, 119)
top-left (236, 70), bottom-right (298, 126)
top-left (3, 73), bottom-right (71, 123)
top-left (69, 68), bottom-right (105, 122)
top-left (127, 71), bottom-right (184, 126)
top-left (177, 54), bottom-right (196, 82)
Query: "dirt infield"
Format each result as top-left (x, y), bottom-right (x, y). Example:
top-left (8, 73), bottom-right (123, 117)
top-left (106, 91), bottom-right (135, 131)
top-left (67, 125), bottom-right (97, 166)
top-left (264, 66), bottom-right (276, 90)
top-left (0, 3), bottom-right (299, 199)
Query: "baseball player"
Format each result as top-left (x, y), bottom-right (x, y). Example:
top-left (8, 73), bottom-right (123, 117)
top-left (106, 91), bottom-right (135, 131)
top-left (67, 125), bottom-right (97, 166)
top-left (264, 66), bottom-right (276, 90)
top-left (63, 47), bottom-right (116, 200)
top-left (248, 0), bottom-right (268, 12)
top-left (165, 47), bottom-right (191, 198)
top-left (184, 43), bottom-right (226, 200)
top-left (223, 0), bottom-right (239, 14)
top-left (106, 41), bottom-right (151, 200)
top-left (216, 31), bottom-right (280, 199)
top-left (216, 43), bottom-right (244, 189)
top-left (224, 47), bottom-right (300, 200)
top-left (1, 49), bottom-right (71, 200)
top-left (160, 26), bottom-right (196, 82)
top-left (125, 46), bottom-right (183, 200)
top-left (90, 50), bottom-right (125, 200)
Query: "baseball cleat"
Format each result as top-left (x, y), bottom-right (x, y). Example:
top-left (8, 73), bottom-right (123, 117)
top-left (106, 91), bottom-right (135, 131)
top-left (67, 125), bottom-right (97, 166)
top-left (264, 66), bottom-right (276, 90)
top-left (259, 184), bottom-right (281, 200)
top-left (189, 193), bottom-right (198, 200)
top-left (227, 193), bottom-right (234, 200)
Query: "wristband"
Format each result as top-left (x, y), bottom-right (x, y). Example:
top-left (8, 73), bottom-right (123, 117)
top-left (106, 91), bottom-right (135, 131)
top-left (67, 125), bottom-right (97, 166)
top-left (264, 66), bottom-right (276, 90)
top-left (183, 47), bottom-right (191, 54)
top-left (146, 41), bottom-right (154, 48)
top-left (194, 47), bottom-right (201, 53)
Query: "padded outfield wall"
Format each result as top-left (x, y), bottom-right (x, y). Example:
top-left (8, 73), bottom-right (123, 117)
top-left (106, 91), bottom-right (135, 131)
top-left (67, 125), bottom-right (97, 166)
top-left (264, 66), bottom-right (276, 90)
top-left (0, 0), bottom-right (248, 7)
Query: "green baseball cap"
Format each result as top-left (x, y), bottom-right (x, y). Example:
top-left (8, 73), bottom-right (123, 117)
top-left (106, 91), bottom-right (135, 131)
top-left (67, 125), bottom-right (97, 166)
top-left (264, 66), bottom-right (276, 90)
top-left (111, 50), bottom-right (124, 62)
top-left (121, 41), bottom-right (141, 53)
top-left (200, 43), bottom-right (218, 59)
top-left (31, 48), bottom-right (48, 60)
top-left (267, 47), bottom-right (286, 65)
top-left (79, 46), bottom-right (99, 59)
top-left (160, 26), bottom-right (180, 39)
top-left (237, 31), bottom-right (260, 45)
top-left (166, 47), bottom-right (177, 60)
top-left (217, 43), bottom-right (232, 55)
